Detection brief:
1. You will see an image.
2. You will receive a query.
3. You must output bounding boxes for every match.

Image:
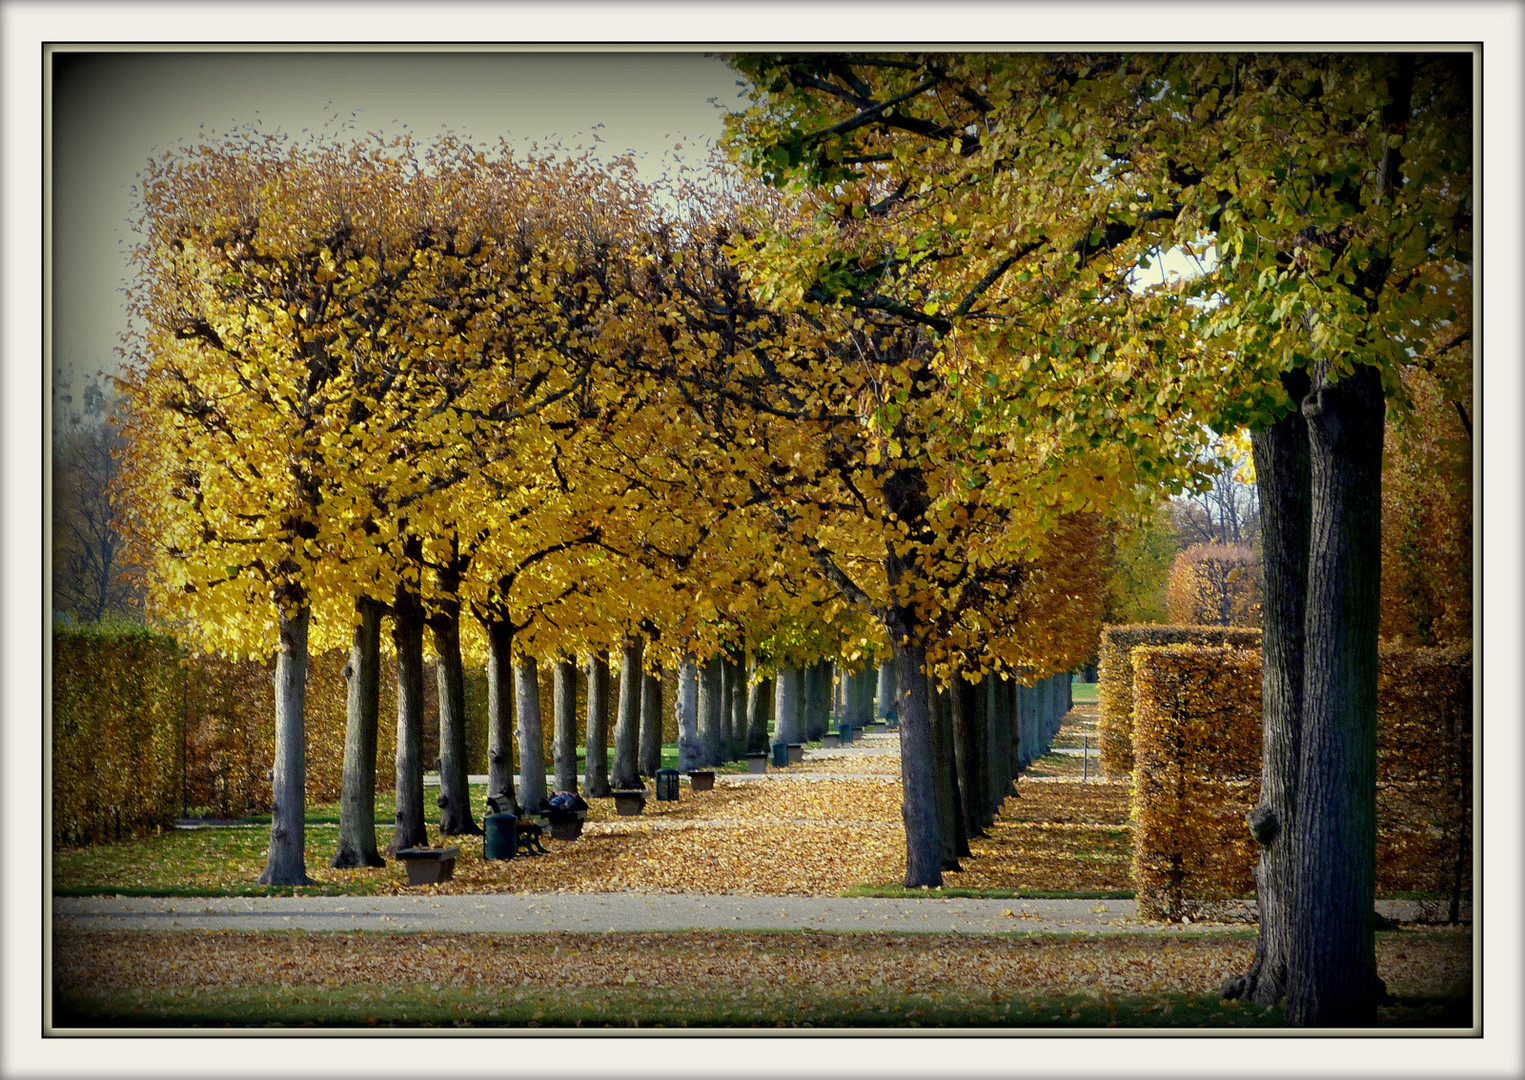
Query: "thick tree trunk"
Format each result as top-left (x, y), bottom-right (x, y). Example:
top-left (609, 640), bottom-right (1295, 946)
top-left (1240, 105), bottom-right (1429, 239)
top-left (932, 686), bottom-right (968, 865)
top-left (802, 660), bottom-right (828, 741)
top-left (331, 596), bottom-right (385, 868)
top-left (744, 659), bottom-right (772, 753)
top-left (1225, 371), bottom-right (1311, 1008)
top-left (514, 656), bottom-right (548, 814)
top-left (431, 598), bottom-right (480, 836)
top-left (611, 637), bottom-right (644, 788)
top-left (730, 659), bottom-right (752, 748)
top-left (583, 652), bottom-right (612, 797)
top-left (719, 658), bottom-right (738, 760)
top-left (552, 657), bottom-right (579, 794)
top-left (389, 584), bottom-right (429, 853)
top-left (1285, 363), bottom-right (1387, 1027)
top-left (986, 676), bottom-right (1010, 821)
top-left (893, 641), bottom-right (942, 887)
top-left (483, 616), bottom-right (518, 816)
top-left (773, 665), bottom-right (803, 745)
top-left (675, 654), bottom-right (701, 772)
top-left (639, 667), bottom-right (663, 778)
top-left (952, 676), bottom-right (988, 838)
top-left (697, 655), bottom-right (725, 766)
top-left (259, 601), bottom-right (315, 885)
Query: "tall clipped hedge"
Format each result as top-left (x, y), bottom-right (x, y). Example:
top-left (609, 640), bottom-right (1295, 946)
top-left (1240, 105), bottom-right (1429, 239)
top-left (1096, 624), bottom-right (1261, 777)
top-left (1130, 642), bottom-right (1473, 921)
top-left (53, 625), bottom-right (185, 846)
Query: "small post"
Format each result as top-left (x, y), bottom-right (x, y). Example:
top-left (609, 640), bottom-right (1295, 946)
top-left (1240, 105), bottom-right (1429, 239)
top-left (1083, 736), bottom-right (1089, 782)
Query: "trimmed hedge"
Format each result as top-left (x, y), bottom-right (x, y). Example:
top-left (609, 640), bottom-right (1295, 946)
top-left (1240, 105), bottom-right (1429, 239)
top-left (1096, 624), bottom-right (1261, 777)
top-left (1130, 642), bottom-right (1473, 921)
top-left (53, 626), bottom-right (185, 847)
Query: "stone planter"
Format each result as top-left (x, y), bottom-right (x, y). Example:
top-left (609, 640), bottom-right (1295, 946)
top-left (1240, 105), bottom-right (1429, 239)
top-left (786, 743), bottom-right (804, 765)
top-left (611, 790), bottom-right (647, 816)
top-left (745, 753), bottom-right (768, 774)
top-left (823, 733), bottom-right (841, 748)
top-left (547, 810), bottom-right (586, 841)
top-left (396, 846), bottom-right (460, 886)
top-left (687, 770), bottom-right (716, 792)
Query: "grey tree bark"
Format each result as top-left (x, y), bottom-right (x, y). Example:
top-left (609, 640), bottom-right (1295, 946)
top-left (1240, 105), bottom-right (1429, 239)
top-left (730, 658), bottom-right (751, 750)
top-left (258, 601), bottom-right (314, 885)
top-left (772, 665), bottom-right (804, 745)
top-left (431, 594), bottom-right (480, 836)
top-left (583, 652), bottom-right (612, 797)
top-left (331, 596), bottom-right (385, 868)
top-left (675, 654), bottom-right (701, 772)
top-left (697, 655), bottom-right (725, 765)
top-left (892, 641), bottom-right (942, 887)
top-left (389, 584), bottom-right (429, 853)
top-left (744, 660), bottom-right (772, 753)
top-left (611, 637), bottom-right (644, 789)
top-left (552, 657), bottom-right (579, 793)
top-left (802, 661), bottom-right (830, 741)
top-left (639, 667), bottom-right (663, 778)
top-left (932, 686), bottom-right (968, 866)
top-left (1224, 370), bottom-right (1311, 1009)
top-left (876, 660), bottom-right (897, 719)
top-left (1285, 362), bottom-right (1387, 1026)
top-left (514, 656), bottom-right (548, 813)
top-left (952, 675), bottom-right (989, 835)
top-left (483, 616), bottom-right (518, 815)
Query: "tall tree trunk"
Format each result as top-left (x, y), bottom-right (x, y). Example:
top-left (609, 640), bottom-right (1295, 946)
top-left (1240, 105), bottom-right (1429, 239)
top-left (332, 595), bottom-right (385, 868)
top-left (552, 657), bottom-right (579, 793)
top-left (719, 658), bottom-right (737, 760)
top-left (986, 676), bottom-right (1010, 821)
top-left (933, 686), bottom-right (968, 865)
top-left (1225, 370), bottom-right (1311, 1008)
top-left (674, 653), bottom-right (700, 772)
top-left (611, 637), bottom-right (644, 788)
top-left (514, 656), bottom-right (547, 814)
top-left (389, 583), bottom-right (429, 853)
top-left (773, 665), bottom-right (803, 745)
top-left (876, 660), bottom-right (897, 720)
top-left (639, 667), bottom-right (663, 778)
top-left (483, 615), bottom-right (518, 815)
top-left (431, 596), bottom-right (479, 836)
top-left (802, 661), bottom-right (827, 741)
top-left (584, 652), bottom-right (612, 797)
top-left (1285, 362), bottom-right (1386, 1027)
top-left (258, 600), bottom-right (314, 885)
top-left (744, 659), bottom-right (771, 753)
top-left (952, 676), bottom-right (987, 838)
top-left (697, 654), bottom-right (725, 766)
top-left (892, 639), bottom-right (941, 887)
top-left (730, 658), bottom-right (751, 749)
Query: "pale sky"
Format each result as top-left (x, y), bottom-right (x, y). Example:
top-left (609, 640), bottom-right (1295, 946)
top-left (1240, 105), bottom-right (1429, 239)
top-left (50, 48), bottom-right (747, 409)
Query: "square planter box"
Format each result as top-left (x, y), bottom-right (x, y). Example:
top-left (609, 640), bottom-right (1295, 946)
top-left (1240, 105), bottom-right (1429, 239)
top-left (547, 810), bottom-right (586, 841)
top-left (869, 721), bottom-right (888, 733)
top-left (611, 790), bottom-right (648, 816)
top-left (687, 770), bottom-right (716, 792)
top-left (396, 846), bottom-right (460, 886)
top-left (823, 733), bottom-right (841, 748)
top-left (786, 744), bottom-right (804, 765)
top-left (745, 753), bottom-right (768, 774)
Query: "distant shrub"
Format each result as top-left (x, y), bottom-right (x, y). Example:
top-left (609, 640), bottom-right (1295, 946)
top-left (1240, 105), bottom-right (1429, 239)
top-left (1164, 543), bottom-right (1261, 629)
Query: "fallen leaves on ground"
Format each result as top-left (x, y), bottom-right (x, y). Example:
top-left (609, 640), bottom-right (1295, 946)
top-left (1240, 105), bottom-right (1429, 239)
top-left (52, 926), bottom-right (1472, 1006)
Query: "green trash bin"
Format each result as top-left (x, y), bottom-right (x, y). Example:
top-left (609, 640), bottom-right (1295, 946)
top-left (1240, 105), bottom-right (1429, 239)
top-left (839, 723), bottom-right (854, 744)
top-left (484, 813), bottom-right (517, 860)
top-left (771, 741), bottom-right (788, 768)
top-left (655, 768), bottom-right (680, 801)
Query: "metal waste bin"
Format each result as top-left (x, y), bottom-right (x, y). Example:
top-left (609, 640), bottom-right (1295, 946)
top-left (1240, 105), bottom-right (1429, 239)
top-left (655, 768), bottom-right (680, 801)
top-left (771, 741), bottom-right (788, 768)
top-left (483, 813), bottom-right (517, 860)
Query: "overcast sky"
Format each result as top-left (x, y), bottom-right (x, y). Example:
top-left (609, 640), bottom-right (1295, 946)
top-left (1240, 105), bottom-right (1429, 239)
top-left (50, 48), bottom-right (746, 411)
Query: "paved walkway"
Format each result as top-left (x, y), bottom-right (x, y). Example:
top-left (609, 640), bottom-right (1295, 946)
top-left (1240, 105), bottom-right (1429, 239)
top-left (52, 893), bottom-right (1438, 936)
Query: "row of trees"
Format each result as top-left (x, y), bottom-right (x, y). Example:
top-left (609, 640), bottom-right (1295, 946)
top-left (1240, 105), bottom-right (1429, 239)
top-left (719, 51), bottom-right (1471, 1026)
top-left (114, 124), bottom-right (1107, 895)
top-left (111, 52), bottom-right (1470, 1026)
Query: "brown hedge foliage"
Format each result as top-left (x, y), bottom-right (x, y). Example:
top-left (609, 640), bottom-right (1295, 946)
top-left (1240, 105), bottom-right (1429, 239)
top-left (53, 626), bottom-right (185, 847)
top-left (1130, 646), bottom-right (1264, 920)
top-left (1095, 624), bottom-right (1261, 778)
top-left (1130, 643), bottom-right (1474, 921)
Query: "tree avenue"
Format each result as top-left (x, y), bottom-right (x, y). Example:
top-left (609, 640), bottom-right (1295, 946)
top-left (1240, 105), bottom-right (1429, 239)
top-left (722, 51), bottom-right (1470, 1026)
